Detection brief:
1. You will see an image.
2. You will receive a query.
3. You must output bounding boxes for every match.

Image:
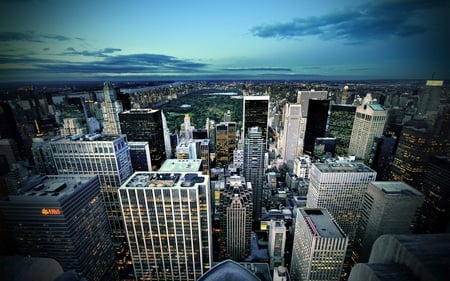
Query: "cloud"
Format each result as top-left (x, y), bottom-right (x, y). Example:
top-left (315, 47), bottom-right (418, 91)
top-left (0, 31), bottom-right (74, 43)
top-left (63, 47), bottom-right (122, 57)
top-left (251, 0), bottom-right (448, 43)
top-left (221, 67), bottom-right (292, 72)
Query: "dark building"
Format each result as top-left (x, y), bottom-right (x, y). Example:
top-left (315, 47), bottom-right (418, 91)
top-left (368, 135), bottom-right (397, 180)
top-left (215, 122), bottom-right (237, 168)
top-left (243, 96), bottom-right (270, 147)
top-left (328, 104), bottom-right (356, 156)
top-left (415, 155), bottom-right (450, 234)
top-left (303, 99), bottom-right (330, 156)
top-left (193, 128), bottom-right (208, 139)
top-left (313, 137), bottom-right (336, 159)
top-left (119, 109), bottom-right (167, 170)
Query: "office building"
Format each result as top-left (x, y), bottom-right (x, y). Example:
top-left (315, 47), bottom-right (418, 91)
top-left (218, 176), bottom-right (253, 261)
top-left (293, 155), bottom-right (311, 179)
top-left (215, 122), bottom-right (237, 168)
top-left (354, 181), bottom-right (424, 263)
top-left (0, 175), bottom-right (117, 281)
top-left (268, 220), bottom-right (286, 270)
top-left (303, 99), bottom-right (330, 156)
top-left (290, 208), bottom-right (347, 281)
top-left (328, 104), bottom-right (356, 156)
top-left (128, 141), bottom-right (152, 171)
top-left (50, 134), bottom-right (132, 244)
top-left (119, 108), bottom-right (168, 170)
top-left (242, 96), bottom-right (270, 147)
top-left (348, 101), bottom-right (387, 161)
top-left (176, 139), bottom-right (197, 159)
top-left (296, 90), bottom-right (329, 155)
top-left (101, 82), bottom-right (123, 135)
top-left (280, 103), bottom-right (302, 165)
top-left (415, 155), bottom-right (450, 233)
top-left (313, 137), bottom-right (336, 159)
top-left (243, 127), bottom-right (266, 223)
top-left (31, 136), bottom-right (57, 175)
top-left (119, 172), bottom-right (212, 280)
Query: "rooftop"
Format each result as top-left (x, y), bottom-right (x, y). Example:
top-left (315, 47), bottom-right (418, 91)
top-left (159, 159), bottom-right (203, 173)
top-left (121, 172), bottom-right (207, 189)
top-left (314, 161), bottom-right (374, 173)
top-left (371, 181), bottom-right (423, 197)
top-left (51, 133), bottom-right (124, 142)
top-left (301, 208), bottom-right (346, 238)
top-left (368, 104), bottom-right (385, 111)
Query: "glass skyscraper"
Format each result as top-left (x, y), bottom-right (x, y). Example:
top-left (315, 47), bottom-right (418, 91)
top-left (242, 96), bottom-right (269, 147)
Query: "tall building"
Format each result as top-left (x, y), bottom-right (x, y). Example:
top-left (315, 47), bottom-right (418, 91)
top-left (415, 155), bottom-right (450, 233)
top-left (306, 160), bottom-right (376, 275)
top-left (118, 172), bottom-right (212, 280)
top-left (290, 208), bottom-right (347, 281)
top-left (218, 176), bottom-right (253, 261)
top-left (101, 82), bottom-right (123, 135)
top-left (268, 220), bottom-right (286, 270)
top-left (243, 127), bottom-right (266, 223)
top-left (354, 181), bottom-right (424, 263)
top-left (296, 90), bottom-right (329, 155)
top-left (0, 175), bottom-right (117, 281)
top-left (119, 108), bottom-right (168, 170)
top-left (348, 101), bottom-right (387, 161)
top-left (50, 134), bottom-right (132, 244)
top-left (242, 96), bottom-right (270, 147)
top-left (31, 136), bottom-right (57, 175)
top-left (303, 99), bottom-right (330, 156)
top-left (128, 141), bottom-right (152, 172)
top-left (215, 122), bottom-right (237, 168)
top-left (328, 104), bottom-right (356, 156)
top-left (280, 103), bottom-right (302, 166)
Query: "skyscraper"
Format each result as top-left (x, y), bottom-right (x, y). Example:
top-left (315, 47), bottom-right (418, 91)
top-left (242, 96), bottom-right (270, 147)
top-left (118, 172), bottom-right (212, 280)
top-left (218, 175), bottom-right (253, 261)
top-left (243, 127), bottom-right (266, 224)
top-left (50, 134), bottom-right (132, 244)
top-left (128, 141), bottom-right (152, 171)
top-left (328, 104), bottom-right (356, 156)
top-left (215, 122), bottom-right (237, 168)
top-left (348, 102), bottom-right (387, 161)
top-left (268, 220), bottom-right (286, 270)
top-left (348, 101), bottom-right (387, 162)
top-left (303, 99), bottom-right (330, 156)
top-left (119, 108), bottom-right (168, 170)
top-left (280, 103), bottom-right (302, 166)
top-left (290, 208), bottom-right (347, 281)
top-left (0, 174), bottom-right (117, 281)
top-left (353, 181), bottom-right (423, 263)
top-left (101, 82), bottom-right (123, 135)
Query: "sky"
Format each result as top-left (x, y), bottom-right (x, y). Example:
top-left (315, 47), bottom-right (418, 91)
top-left (0, 0), bottom-right (449, 82)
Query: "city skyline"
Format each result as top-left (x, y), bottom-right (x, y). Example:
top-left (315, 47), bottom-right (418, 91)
top-left (1, 0), bottom-right (449, 83)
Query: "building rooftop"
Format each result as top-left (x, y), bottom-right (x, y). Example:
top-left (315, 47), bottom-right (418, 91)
top-left (199, 260), bottom-right (271, 281)
top-left (121, 108), bottom-right (159, 114)
top-left (371, 181), bottom-right (423, 197)
top-left (314, 161), bottom-right (375, 173)
top-left (368, 104), bottom-right (385, 111)
top-left (121, 172), bottom-right (206, 189)
top-left (159, 159), bottom-right (202, 173)
top-left (51, 133), bottom-right (124, 142)
top-left (301, 208), bottom-right (346, 238)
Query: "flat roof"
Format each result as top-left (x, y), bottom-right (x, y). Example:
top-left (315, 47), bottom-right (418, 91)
top-left (301, 208), bottom-right (346, 238)
top-left (314, 161), bottom-right (375, 173)
top-left (368, 104), bottom-right (385, 111)
top-left (371, 181), bottom-right (423, 196)
top-left (121, 172), bottom-right (207, 189)
top-left (51, 133), bottom-right (124, 143)
top-left (159, 159), bottom-right (202, 173)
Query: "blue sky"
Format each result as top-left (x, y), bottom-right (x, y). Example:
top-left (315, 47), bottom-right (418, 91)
top-left (0, 0), bottom-right (449, 82)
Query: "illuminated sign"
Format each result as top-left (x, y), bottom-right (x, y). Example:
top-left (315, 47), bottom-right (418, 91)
top-left (426, 80), bottom-right (444, 86)
top-left (41, 208), bottom-right (62, 215)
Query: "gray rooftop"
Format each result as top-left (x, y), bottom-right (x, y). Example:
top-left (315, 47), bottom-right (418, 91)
top-left (301, 208), bottom-right (346, 238)
top-left (121, 172), bottom-right (207, 189)
top-left (314, 161), bottom-right (375, 173)
top-left (371, 181), bottom-right (423, 196)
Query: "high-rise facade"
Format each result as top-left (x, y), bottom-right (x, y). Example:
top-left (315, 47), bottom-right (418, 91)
top-left (348, 102), bottom-right (387, 161)
top-left (303, 99), bottom-right (330, 156)
top-left (268, 220), bottom-right (286, 270)
top-left (128, 141), bottom-right (152, 172)
top-left (290, 208), bottom-right (347, 281)
top-left (119, 108), bottom-right (168, 170)
top-left (281, 103), bottom-right (302, 165)
top-left (353, 181), bottom-right (423, 263)
top-left (0, 175), bottom-right (117, 281)
top-left (218, 175), bottom-right (252, 261)
top-left (328, 104), bottom-right (356, 156)
top-left (306, 160), bottom-right (376, 272)
top-left (50, 134), bottom-right (132, 243)
top-left (243, 127), bottom-right (266, 223)
top-left (242, 96), bottom-right (270, 147)
top-left (215, 122), bottom-right (236, 168)
top-left (101, 82), bottom-right (123, 135)
top-left (118, 172), bottom-right (212, 280)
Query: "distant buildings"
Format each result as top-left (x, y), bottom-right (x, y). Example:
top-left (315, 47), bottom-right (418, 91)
top-left (101, 82), bottom-right (123, 135)
top-left (119, 172), bottom-right (212, 280)
top-left (328, 104), bottom-right (356, 156)
top-left (290, 208), bottom-right (347, 281)
top-left (0, 175), bottom-right (117, 281)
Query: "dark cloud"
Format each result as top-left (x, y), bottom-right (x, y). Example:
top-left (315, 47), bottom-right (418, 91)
top-left (0, 31), bottom-right (75, 43)
top-left (221, 67), bottom-right (292, 72)
top-left (251, 0), bottom-right (448, 43)
top-left (63, 47), bottom-right (122, 57)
